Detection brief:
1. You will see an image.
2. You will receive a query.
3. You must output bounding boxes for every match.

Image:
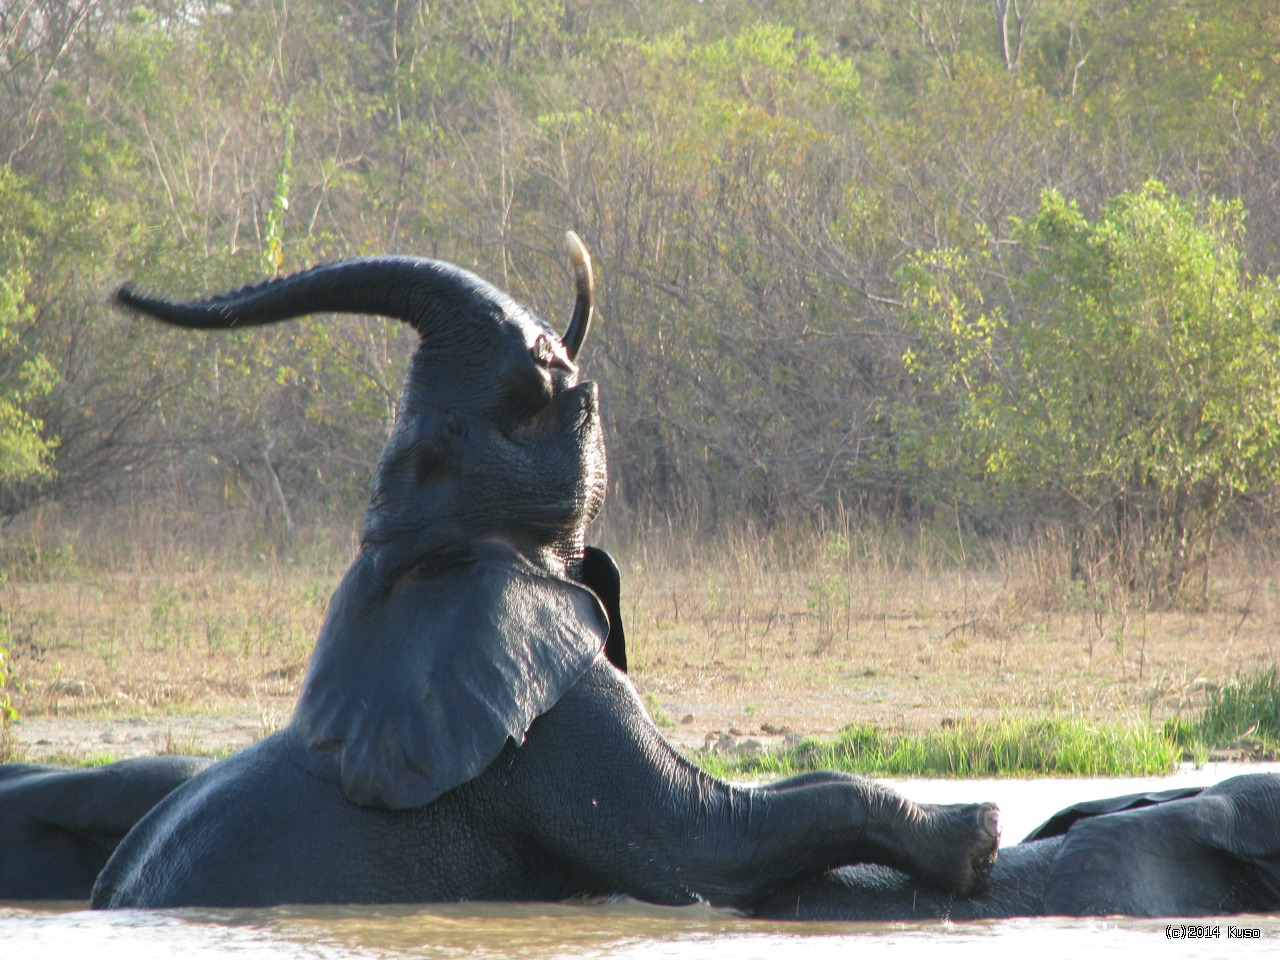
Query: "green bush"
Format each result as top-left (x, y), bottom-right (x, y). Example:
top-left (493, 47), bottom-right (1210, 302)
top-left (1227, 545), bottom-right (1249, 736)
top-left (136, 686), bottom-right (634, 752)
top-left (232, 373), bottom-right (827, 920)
top-left (898, 183), bottom-right (1280, 601)
top-left (1166, 667), bottom-right (1280, 755)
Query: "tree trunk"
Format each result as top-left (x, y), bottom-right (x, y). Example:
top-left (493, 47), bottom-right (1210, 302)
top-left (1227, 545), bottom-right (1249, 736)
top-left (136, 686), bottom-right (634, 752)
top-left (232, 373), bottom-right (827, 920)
top-left (992, 0), bottom-right (1035, 72)
top-left (264, 440), bottom-right (296, 538)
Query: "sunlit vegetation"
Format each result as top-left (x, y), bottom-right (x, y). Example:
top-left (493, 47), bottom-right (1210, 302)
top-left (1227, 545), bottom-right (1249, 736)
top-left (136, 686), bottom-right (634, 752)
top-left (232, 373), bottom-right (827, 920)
top-left (1166, 667), bottom-right (1280, 759)
top-left (3, 510), bottom-right (1275, 772)
top-left (3, 3), bottom-right (1279, 762)
top-left (701, 715), bottom-right (1181, 779)
top-left (3, 3), bottom-right (1279, 587)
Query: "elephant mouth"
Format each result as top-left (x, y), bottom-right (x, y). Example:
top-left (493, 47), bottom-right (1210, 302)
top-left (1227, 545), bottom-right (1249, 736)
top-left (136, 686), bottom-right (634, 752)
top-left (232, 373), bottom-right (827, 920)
top-left (514, 381), bottom-right (598, 440)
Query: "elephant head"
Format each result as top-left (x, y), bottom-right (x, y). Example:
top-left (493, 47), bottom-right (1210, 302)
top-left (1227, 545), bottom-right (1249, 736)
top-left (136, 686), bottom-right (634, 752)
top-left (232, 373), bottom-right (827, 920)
top-left (116, 235), bottom-right (614, 808)
top-left (117, 236), bottom-right (604, 574)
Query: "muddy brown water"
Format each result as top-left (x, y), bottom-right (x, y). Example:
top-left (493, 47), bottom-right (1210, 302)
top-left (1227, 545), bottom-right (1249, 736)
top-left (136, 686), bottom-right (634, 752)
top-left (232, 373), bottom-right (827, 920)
top-left (6, 764), bottom-right (1280, 959)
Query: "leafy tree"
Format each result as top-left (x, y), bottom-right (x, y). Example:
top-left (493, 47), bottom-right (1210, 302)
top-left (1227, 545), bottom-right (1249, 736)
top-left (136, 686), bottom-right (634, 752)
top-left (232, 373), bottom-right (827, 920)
top-left (0, 265), bottom-right (56, 485)
top-left (3, 0), bottom-right (1280, 540)
top-left (0, 168), bottom-right (57, 489)
top-left (899, 182), bottom-right (1280, 600)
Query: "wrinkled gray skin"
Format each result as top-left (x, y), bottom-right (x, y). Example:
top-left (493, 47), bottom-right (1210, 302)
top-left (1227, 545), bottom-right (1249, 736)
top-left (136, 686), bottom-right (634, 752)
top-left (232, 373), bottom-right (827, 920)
top-left (754, 773), bottom-right (1280, 920)
top-left (87, 243), bottom-right (999, 909)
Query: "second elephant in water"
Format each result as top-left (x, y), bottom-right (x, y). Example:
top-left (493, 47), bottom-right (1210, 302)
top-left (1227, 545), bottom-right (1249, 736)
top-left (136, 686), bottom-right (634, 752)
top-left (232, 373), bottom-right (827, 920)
top-left (753, 773), bottom-right (1280, 920)
top-left (90, 238), bottom-right (998, 909)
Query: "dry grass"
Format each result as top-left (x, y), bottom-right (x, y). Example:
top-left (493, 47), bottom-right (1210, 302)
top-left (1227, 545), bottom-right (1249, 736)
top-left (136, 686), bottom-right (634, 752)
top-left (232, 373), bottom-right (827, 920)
top-left (2, 503), bottom-right (1277, 762)
top-left (600, 514), bottom-right (1279, 753)
top-left (1, 504), bottom-right (357, 745)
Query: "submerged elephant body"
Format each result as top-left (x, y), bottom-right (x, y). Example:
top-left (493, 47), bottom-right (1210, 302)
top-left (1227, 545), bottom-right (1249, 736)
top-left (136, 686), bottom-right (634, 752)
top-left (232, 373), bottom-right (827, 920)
top-left (0, 756), bottom-right (210, 901)
top-left (755, 833), bottom-right (1059, 921)
top-left (754, 773), bottom-right (1280, 920)
top-left (13, 748), bottom-right (1280, 918)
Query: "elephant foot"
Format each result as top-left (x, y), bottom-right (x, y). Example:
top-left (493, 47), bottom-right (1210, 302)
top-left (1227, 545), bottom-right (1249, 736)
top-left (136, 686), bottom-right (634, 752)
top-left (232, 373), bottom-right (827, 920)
top-left (899, 802), bottom-right (1001, 896)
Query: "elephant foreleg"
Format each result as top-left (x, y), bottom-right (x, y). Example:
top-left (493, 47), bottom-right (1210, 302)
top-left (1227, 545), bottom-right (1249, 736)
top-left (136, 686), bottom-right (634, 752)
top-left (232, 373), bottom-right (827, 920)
top-left (505, 664), bottom-right (999, 909)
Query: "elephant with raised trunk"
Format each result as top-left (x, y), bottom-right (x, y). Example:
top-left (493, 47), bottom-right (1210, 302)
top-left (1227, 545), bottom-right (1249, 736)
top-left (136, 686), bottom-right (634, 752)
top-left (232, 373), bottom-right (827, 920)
top-left (88, 236), bottom-right (999, 909)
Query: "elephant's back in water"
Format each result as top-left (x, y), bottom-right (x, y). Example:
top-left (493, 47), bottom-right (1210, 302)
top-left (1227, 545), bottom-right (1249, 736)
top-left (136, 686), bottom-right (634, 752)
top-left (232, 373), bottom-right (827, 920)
top-left (90, 729), bottom-right (564, 908)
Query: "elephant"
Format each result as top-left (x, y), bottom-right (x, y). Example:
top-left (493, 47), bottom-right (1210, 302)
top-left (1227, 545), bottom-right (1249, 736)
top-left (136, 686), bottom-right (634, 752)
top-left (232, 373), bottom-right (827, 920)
top-left (0, 755), bottom-right (210, 900)
top-left (752, 773), bottom-right (1280, 920)
top-left (85, 236), bottom-right (999, 909)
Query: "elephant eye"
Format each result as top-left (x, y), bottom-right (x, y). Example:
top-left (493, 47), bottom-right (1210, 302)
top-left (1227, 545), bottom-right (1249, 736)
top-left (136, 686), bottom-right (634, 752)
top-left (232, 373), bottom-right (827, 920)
top-left (439, 413), bottom-right (466, 440)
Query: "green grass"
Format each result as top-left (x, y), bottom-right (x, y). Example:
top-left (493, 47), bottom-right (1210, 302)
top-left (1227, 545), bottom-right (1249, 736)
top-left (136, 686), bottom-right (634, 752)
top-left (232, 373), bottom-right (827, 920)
top-left (643, 692), bottom-right (675, 728)
top-left (4, 748), bottom-right (123, 767)
top-left (1165, 667), bottom-right (1280, 758)
top-left (699, 714), bottom-right (1182, 779)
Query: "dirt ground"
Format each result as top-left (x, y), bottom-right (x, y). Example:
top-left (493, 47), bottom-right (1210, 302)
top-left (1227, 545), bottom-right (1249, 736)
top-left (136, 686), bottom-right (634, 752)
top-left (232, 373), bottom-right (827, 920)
top-left (5, 583), bottom-right (1274, 762)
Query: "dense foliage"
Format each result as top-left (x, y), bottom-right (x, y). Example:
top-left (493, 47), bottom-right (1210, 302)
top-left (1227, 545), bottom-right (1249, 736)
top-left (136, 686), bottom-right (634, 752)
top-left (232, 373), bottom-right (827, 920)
top-left (900, 184), bottom-right (1280, 597)
top-left (3, 1), bottom-right (1278, 597)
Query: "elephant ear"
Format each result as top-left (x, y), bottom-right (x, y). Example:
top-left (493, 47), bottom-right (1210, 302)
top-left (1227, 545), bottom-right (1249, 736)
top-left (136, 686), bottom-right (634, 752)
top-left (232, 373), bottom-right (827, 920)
top-left (1021, 785), bottom-right (1203, 842)
top-left (287, 550), bottom-right (608, 810)
top-left (1044, 774), bottom-right (1280, 916)
top-left (579, 546), bottom-right (626, 673)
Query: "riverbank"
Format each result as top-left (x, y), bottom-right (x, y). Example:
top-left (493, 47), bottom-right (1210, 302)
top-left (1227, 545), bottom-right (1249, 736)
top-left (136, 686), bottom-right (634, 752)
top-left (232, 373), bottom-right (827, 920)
top-left (2, 511), bottom-right (1276, 773)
